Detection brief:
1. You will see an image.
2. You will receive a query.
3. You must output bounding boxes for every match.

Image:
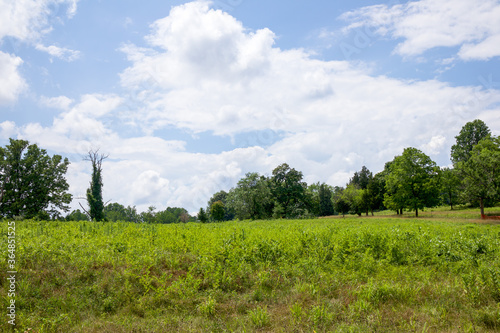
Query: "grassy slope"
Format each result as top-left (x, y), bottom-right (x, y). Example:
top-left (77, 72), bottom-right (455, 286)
top-left (1, 207), bottom-right (500, 332)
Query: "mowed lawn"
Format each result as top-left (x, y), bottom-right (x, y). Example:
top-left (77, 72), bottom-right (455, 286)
top-left (1, 207), bottom-right (500, 332)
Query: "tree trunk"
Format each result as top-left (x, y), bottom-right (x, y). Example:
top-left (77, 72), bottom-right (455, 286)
top-left (415, 208), bottom-right (418, 217)
top-left (480, 197), bottom-right (485, 219)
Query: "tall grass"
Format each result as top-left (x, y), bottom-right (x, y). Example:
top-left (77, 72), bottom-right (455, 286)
top-left (1, 212), bottom-right (500, 332)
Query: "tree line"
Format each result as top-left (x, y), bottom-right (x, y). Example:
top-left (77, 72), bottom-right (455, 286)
top-left (199, 119), bottom-right (500, 221)
top-left (0, 119), bottom-right (498, 222)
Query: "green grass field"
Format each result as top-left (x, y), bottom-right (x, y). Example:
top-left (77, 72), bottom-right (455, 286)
top-left (2, 207), bottom-right (500, 332)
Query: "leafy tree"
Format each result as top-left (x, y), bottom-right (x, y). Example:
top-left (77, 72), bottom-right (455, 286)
top-left (459, 136), bottom-right (500, 217)
top-left (66, 209), bottom-right (89, 221)
top-left (140, 206), bottom-right (156, 223)
top-left (366, 172), bottom-right (386, 213)
top-left (207, 190), bottom-right (235, 221)
top-left (0, 138), bottom-right (72, 219)
top-left (210, 201), bottom-right (225, 222)
top-left (349, 165), bottom-right (373, 189)
top-left (332, 187), bottom-right (349, 217)
top-left (451, 119), bottom-right (490, 166)
top-left (84, 149), bottom-right (108, 221)
top-left (318, 183), bottom-right (335, 216)
top-left (271, 163), bottom-right (307, 218)
top-left (384, 147), bottom-right (441, 217)
top-left (124, 205), bottom-right (139, 223)
top-left (155, 207), bottom-right (191, 224)
top-left (440, 167), bottom-right (461, 210)
top-left (342, 184), bottom-right (364, 216)
top-left (350, 166), bottom-right (378, 215)
top-left (104, 202), bottom-right (128, 221)
top-left (227, 172), bottom-right (273, 220)
top-left (305, 182), bottom-right (321, 216)
top-left (197, 207), bottom-right (208, 223)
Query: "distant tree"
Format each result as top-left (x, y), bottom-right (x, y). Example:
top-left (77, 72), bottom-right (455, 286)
top-left (349, 166), bottom-right (373, 189)
top-left (156, 207), bottom-right (190, 224)
top-left (451, 119), bottom-right (490, 166)
top-left (83, 149), bottom-right (108, 221)
top-left (306, 182), bottom-right (321, 216)
top-left (459, 136), bottom-right (500, 218)
top-left (140, 206), bottom-right (156, 223)
top-left (124, 205), bottom-right (139, 223)
top-left (318, 183), bottom-right (335, 216)
top-left (366, 172), bottom-right (386, 213)
top-left (227, 172), bottom-right (273, 220)
top-left (66, 209), bottom-right (89, 221)
top-left (207, 190), bottom-right (235, 221)
top-left (440, 167), bottom-right (461, 210)
top-left (332, 187), bottom-right (349, 217)
top-left (197, 207), bottom-right (208, 223)
top-left (210, 201), bottom-right (225, 222)
top-left (0, 138), bottom-right (72, 219)
top-left (180, 212), bottom-right (191, 223)
top-left (104, 202), bottom-right (128, 221)
top-left (271, 163), bottom-right (307, 218)
top-left (342, 184), bottom-right (364, 216)
top-left (384, 148), bottom-right (441, 217)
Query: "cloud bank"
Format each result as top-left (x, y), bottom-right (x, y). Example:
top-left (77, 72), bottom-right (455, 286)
top-left (340, 0), bottom-right (500, 61)
top-left (2, 0), bottom-right (499, 214)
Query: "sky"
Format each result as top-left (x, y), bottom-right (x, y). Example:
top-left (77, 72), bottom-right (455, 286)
top-left (1, 0), bottom-right (499, 215)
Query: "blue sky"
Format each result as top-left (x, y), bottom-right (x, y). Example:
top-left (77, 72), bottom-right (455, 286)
top-left (1, 0), bottom-right (499, 214)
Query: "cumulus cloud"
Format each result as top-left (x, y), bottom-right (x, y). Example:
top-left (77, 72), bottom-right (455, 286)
top-left (35, 44), bottom-right (81, 62)
top-left (39, 95), bottom-right (74, 110)
top-left (0, 51), bottom-right (27, 105)
top-left (119, 1), bottom-right (500, 162)
top-left (0, 0), bottom-right (80, 41)
top-left (340, 0), bottom-right (500, 60)
top-left (6, 1), bottom-right (500, 214)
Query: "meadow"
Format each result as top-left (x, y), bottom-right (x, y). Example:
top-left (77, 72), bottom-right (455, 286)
top-left (1, 207), bottom-right (500, 332)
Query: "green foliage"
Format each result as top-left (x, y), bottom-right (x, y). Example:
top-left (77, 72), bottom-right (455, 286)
top-left (384, 147), bottom-right (441, 217)
top-left (318, 183), bottom-right (335, 216)
top-left (3, 212), bottom-right (500, 332)
top-left (210, 200), bottom-right (225, 222)
top-left (342, 184), bottom-right (364, 216)
top-left (226, 172), bottom-right (273, 220)
top-left (271, 163), bottom-right (308, 218)
top-left (459, 136), bottom-right (500, 216)
top-left (0, 138), bottom-right (71, 219)
top-left (349, 165), bottom-right (373, 189)
top-left (207, 190), bottom-right (235, 220)
top-left (66, 209), bottom-right (89, 221)
top-left (440, 167), bottom-right (461, 210)
top-left (248, 306), bottom-right (270, 328)
top-left (85, 150), bottom-right (107, 221)
top-left (197, 207), bottom-right (208, 223)
top-left (451, 119), bottom-right (491, 166)
top-left (333, 186), bottom-right (350, 217)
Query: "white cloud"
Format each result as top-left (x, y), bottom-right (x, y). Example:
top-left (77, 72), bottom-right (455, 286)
top-left (340, 0), bottom-right (500, 61)
top-left (0, 51), bottom-right (27, 105)
top-left (0, 0), bottom-right (80, 41)
top-left (0, 121), bottom-right (17, 139)
top-left (421, 135), bottom-right (446, 155)
top-left (39, 95), bottom-right (74, 110)
top-left (6, 1), bottom-right (500, 215)
top-left (35, 44), bottom-right (81, 62)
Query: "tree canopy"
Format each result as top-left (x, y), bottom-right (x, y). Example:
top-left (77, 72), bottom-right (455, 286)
top-left (451, 119), bottom-right (491, 166)
top-left (384, 147), bottom-right (441, 217)
top-left (0, 138), bottom-right (72, 219)
top-left (459, 136), bottom-right (500, 217)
